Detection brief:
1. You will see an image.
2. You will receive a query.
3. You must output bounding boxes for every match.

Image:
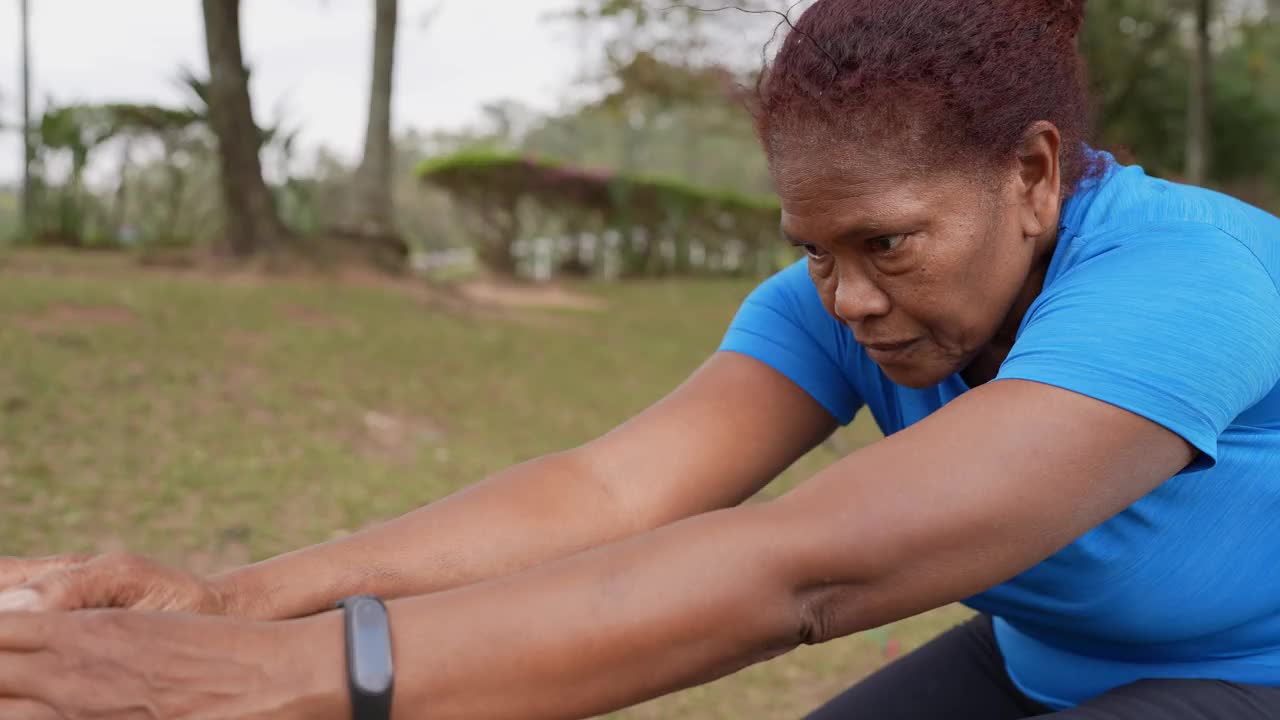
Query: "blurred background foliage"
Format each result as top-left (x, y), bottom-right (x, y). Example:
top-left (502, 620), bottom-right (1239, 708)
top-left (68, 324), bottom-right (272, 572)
top-left (1, 0), bottom-right (1273, 278)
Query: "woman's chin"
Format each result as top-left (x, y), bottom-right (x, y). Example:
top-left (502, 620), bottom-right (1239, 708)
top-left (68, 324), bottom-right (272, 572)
top-left (879, 362), bottom-right (953, 390)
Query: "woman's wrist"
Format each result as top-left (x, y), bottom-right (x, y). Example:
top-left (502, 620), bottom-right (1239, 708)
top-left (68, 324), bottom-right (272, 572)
top-left (209, 545), bottom-right (403, 621)
top-left (271, 612), bottom-right (353, 720)
top-left (208, 564), bottom-right (287, 620)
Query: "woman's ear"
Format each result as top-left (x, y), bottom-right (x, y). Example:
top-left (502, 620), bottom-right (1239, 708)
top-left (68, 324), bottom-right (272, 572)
top-left (1015, 121), bottom-right (1063, 239)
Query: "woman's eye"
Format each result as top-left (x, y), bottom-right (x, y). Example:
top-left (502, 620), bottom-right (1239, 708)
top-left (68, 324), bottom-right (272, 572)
top-left (802, 244), bottom-right (828, 259)
top-left (867, 235), bottom-right (905, 254)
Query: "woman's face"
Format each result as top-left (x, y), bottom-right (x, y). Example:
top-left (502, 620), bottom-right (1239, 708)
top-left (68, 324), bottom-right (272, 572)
top-left (775, 146), bottom-right (1059, 389)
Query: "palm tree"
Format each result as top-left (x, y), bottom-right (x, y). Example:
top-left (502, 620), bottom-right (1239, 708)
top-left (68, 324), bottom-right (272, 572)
top-left (341, 0), bottom-right (408, 268)
top-left (19, 0), bottom-right (33, 240)
top-left (201, 0), bottom-right (292, 257)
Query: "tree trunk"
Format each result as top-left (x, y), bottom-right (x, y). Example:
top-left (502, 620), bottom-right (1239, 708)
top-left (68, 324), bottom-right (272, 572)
top-left (19, 0), bottom-right (33, 241)
top-left (111, 137), bottom-right (133, 242)
top-left (201, 0), bottom-right (291, 257)
top-left (162, 136), bottom-right (186, 239)
top-left (341, 0), bottom-right (407, 269)
top-left (478, 192), bottom-right (519, 275)
top-left (1186, 0), bottom-right (1212, 186)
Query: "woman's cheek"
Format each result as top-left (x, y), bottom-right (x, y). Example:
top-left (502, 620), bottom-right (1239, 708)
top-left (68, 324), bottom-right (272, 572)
top-left (808, 258), bottom-right (839, 317)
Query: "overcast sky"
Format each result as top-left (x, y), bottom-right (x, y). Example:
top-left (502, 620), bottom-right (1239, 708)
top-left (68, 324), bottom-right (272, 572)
top-left (0, 0), bottom-right (595, 184)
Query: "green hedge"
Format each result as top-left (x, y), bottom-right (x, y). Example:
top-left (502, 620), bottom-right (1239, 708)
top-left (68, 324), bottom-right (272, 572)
top-left (418, 150), bottom-right (783, 277)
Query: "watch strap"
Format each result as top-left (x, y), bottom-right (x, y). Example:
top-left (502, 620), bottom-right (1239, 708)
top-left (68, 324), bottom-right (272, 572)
top-left (338, 595), bottom-right (395, 720)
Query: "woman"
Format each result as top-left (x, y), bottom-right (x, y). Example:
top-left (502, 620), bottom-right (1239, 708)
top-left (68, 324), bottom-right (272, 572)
top-left (1, 1), bottom-right (1278, 718)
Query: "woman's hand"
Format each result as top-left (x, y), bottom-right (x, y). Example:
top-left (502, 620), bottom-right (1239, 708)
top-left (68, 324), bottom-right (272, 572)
top-left (0, 553), bottom-right (237, 616)
top-left (0, 608), bottom-right (345, 720)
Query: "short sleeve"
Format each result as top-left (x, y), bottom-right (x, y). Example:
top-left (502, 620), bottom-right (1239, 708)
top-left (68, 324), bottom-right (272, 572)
top-left (997, 223), bottom-right (1280, 467)
top-left (719, 261), bottom-right (863, 424)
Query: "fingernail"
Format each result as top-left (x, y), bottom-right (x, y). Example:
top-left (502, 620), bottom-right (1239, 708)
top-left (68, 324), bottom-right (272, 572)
top-left (0, 589), bottom-right (40, 612)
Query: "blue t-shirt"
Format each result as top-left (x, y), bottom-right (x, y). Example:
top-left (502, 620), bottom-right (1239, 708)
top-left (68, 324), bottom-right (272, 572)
top-left (719, 154), bottom-right (1280, 709)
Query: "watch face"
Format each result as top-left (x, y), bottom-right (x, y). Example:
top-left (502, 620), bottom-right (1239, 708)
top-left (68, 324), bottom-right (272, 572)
top-left (350, 598), bottom-right (394, 693)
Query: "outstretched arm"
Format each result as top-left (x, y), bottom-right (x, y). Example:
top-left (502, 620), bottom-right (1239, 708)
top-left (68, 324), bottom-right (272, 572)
top-left (279, 378), bottom-right (1192, 719)
top-left (0, 379), bottom-right (1194, 720)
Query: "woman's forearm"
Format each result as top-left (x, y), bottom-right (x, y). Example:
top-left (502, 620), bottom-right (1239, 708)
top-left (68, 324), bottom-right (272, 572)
top-left (210, 451), bottom-right (658, 620)
top-left (293, 504), bottom-right (809, 720)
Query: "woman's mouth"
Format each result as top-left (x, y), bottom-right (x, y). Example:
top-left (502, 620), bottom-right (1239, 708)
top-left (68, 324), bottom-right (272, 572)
top-left (861, 337), bottom-right (922, 362)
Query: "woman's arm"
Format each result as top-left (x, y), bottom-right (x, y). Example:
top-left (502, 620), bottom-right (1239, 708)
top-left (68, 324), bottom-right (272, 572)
top-left (274, 378), bottom-right (1193, 719)
top-left (212, 352), bottom-right (837, 620)
top-left (0, 378), bottom-right (1195, 719)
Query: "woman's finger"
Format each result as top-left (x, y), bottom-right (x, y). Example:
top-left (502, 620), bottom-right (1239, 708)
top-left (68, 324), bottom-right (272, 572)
top-left (0, 556), bottom-right (89, 595)
top-left (0, 554), bottom-right (162, 613)
top-left (0, 613), bottom-right (54, 653)
top-left (0, 651), bottom-right (53, 704)
top-left (0, 699), bottom-right (59, 720)
top-left (0, 565), bottom-right (111, 613)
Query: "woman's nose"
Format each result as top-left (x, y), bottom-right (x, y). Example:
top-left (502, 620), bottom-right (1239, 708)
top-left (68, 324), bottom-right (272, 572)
top-left (832, 266), bottom-right (891, 324)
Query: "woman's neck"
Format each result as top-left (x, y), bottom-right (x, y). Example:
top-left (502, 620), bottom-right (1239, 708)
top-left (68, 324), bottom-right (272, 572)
top-left (961, 231), bottom-right (1058, 388)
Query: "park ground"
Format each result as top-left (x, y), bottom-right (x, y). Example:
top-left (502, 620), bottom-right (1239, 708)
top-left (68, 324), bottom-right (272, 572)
top-left (0, 250), bottom-right (970, 718)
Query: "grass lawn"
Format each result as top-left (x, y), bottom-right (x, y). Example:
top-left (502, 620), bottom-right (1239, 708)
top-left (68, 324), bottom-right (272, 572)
top-left (0, 249), bottom-right (971, 718)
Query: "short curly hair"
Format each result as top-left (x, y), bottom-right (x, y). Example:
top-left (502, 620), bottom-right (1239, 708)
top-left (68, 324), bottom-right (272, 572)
top-left (755, 0), bottom-right (1096, 195)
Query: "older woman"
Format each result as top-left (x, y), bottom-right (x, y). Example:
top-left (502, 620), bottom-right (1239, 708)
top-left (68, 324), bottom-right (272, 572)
top-left (2, 1), bottom-right (1279, 718)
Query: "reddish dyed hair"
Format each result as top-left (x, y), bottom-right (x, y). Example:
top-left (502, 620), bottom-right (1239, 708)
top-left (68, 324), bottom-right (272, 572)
top-left (755, 0), bottom-right (1095, 195)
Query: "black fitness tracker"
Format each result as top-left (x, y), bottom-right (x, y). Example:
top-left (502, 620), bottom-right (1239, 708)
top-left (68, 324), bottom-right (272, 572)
top-left (338, 595), bottom-right (395, 720)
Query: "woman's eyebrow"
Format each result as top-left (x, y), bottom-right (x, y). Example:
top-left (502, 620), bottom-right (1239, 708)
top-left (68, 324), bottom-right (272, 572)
top-left (781, 221), bottom-right (891, 246)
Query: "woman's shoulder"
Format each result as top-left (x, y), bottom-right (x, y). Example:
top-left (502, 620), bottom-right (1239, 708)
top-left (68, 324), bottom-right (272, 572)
top-left (1056, 155), bottom-right (1280, 286)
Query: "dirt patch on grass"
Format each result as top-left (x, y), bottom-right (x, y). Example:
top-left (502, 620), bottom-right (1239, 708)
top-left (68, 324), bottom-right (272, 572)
top-left (6, 249), bottom-right (604, 323)
top-left (279, 303), bottom-right (342, 327)
top-left (2, 249), bottom-right (137, 277)
top-left (225, 363), bottom-right (263, 392)
top-left (298, 267), bottom-right (603, 321)
top-left (229, 372), bottom-right (271, 425)
top-left (225, 329), bottom-right (267, 352)
top-left (424, 290), bottom-right (590, 334)
top-left (190, 363), bottom-right (271, 423)
top-left (355, 409), bottom-right (447, 464)
top-left (17, 303), bottom-right (139, 333)
top-left (456, 280), bottom-right (606, 311)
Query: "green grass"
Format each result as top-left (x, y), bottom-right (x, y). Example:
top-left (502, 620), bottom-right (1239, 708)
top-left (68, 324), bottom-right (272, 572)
top-left (0, 250), bottom-right (970, 718)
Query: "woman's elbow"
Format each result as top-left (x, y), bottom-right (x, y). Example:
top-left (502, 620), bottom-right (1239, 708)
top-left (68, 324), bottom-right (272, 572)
top-left (752, 500), bottom-right (905, 647)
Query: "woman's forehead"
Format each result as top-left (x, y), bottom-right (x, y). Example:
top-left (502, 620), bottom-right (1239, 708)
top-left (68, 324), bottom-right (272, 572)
top-left (771, 139), bottom-right (957, 200)
top-left (777, 166), bottom-right (952, 216)
top-left (780, 184), bottom-right (928, 240)
top-left (777, 164), bottom-right (997, 241)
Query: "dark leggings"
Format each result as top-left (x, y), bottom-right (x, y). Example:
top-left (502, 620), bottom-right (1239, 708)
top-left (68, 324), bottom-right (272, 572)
top-left (804, 615), bottom-right (1280, 719)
